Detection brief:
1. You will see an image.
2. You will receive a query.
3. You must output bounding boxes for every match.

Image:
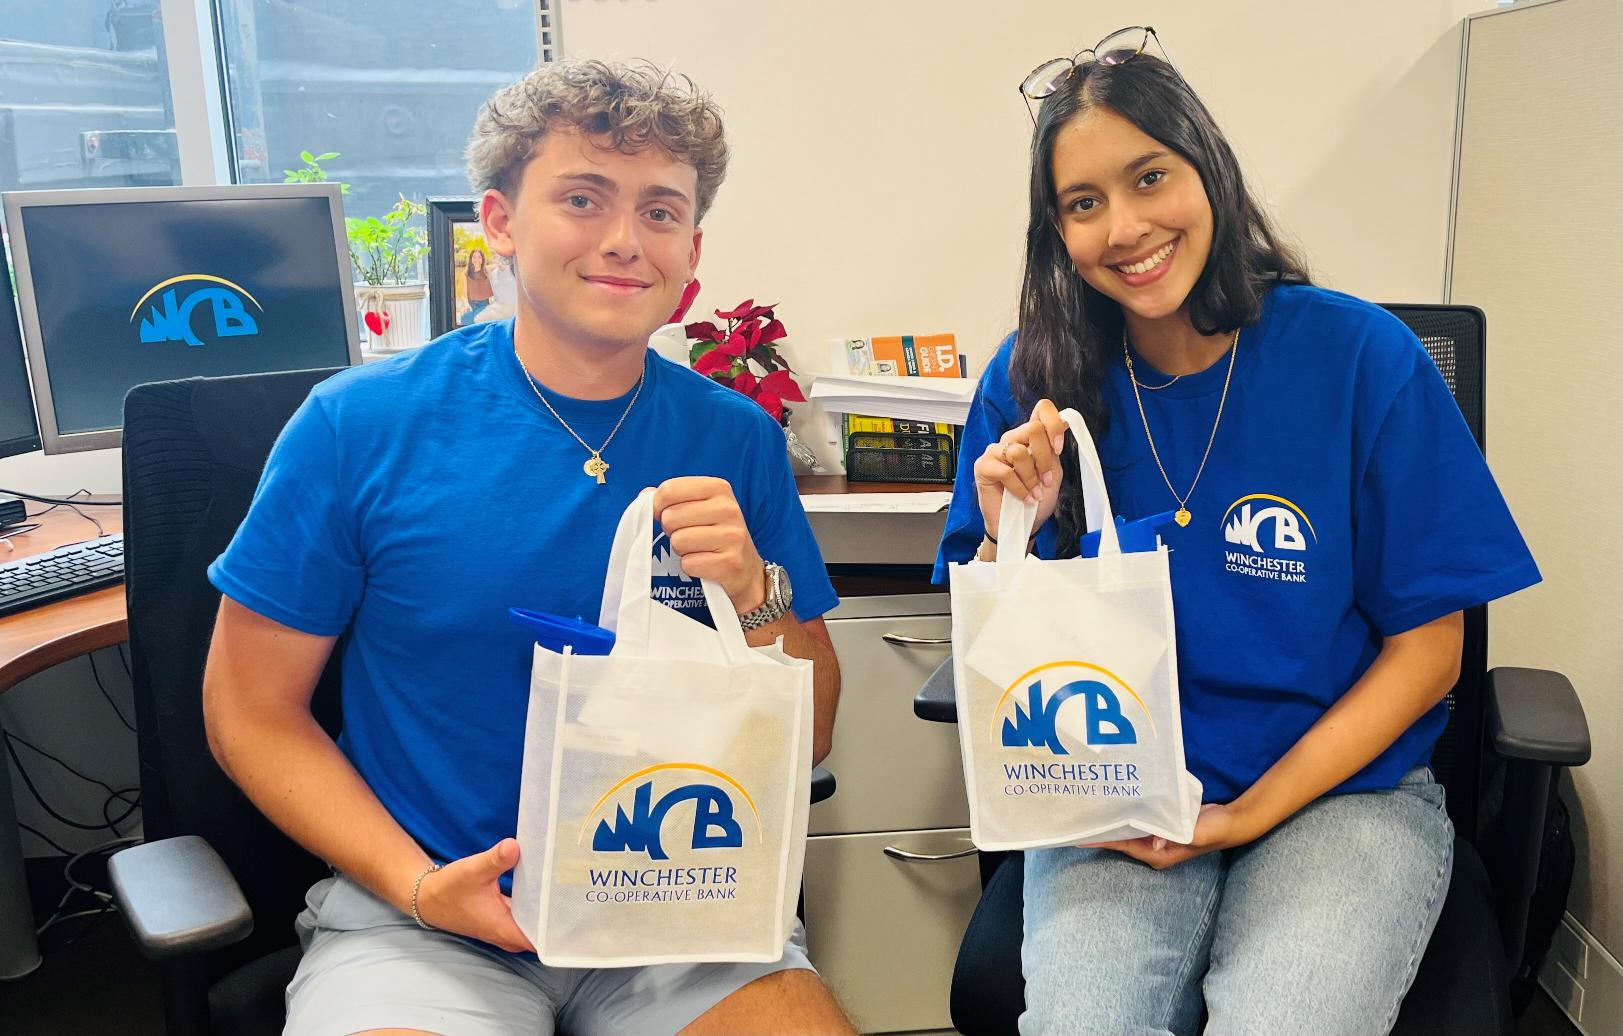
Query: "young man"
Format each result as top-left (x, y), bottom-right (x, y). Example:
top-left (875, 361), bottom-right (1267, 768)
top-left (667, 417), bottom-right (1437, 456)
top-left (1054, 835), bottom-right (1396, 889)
top-left (203, 60), bottom-right (853, 1036)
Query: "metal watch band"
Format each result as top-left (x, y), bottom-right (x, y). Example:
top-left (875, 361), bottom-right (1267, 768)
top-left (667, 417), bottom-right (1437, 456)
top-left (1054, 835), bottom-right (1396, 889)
top-left (739, 562), bottom-right (791, 630)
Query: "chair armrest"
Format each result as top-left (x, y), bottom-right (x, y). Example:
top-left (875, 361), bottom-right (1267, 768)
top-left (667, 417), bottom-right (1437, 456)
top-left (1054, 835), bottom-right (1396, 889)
top-left (811, 766), bottom-right (836, 804)
top-left (107, 835), bottom-right (253, 960)
top-left (1486, 667), bottom-right (1590, 766)
top-left (914, 655), bottom-right (959, 723)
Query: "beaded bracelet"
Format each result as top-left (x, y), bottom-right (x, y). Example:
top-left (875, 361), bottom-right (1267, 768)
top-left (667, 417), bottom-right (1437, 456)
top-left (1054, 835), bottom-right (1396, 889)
top-left (410, 862), bottom-right (442, 930)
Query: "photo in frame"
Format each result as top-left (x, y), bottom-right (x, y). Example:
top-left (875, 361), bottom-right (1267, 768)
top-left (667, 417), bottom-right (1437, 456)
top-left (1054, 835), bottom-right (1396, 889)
top-left (428, 197), bottom-right (517, 337)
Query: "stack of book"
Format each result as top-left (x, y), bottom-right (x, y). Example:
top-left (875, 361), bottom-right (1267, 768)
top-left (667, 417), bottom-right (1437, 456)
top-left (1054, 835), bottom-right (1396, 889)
top-left (823, 335), bottom-right (967, 484)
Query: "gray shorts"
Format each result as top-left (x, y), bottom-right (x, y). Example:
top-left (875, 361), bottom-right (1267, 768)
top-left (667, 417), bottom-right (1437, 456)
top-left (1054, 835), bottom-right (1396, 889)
top-left (283, 875), bottom-right (815, 1036)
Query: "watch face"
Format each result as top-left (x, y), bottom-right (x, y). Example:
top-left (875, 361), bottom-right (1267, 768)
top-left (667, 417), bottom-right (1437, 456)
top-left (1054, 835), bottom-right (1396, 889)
top-left (775, 564), bottom-right (793, 610)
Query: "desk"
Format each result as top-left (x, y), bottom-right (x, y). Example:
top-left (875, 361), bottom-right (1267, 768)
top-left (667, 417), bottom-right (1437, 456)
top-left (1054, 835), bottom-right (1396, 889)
top-left (0, 500), bottom-right (126, 979)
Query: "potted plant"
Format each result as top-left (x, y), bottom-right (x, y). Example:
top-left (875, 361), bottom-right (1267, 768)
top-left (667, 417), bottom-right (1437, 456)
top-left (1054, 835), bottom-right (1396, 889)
top-left (284, 150), bottom-right (430, 354)
top-left (346, 195), bottom-right (431, 353)
top-left (685, 299), bottom-right (824, 472)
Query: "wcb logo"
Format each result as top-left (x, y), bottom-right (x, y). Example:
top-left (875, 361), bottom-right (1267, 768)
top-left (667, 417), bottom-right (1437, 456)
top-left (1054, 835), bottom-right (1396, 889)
top-left (1222, 494), bottom-right (1317, 554)
top-left (993, 662), bottom-right (1153, 755)
top-left (585, 764), bottom-right (759, 861)
top-left (131, 275), bottom-right (262, 347)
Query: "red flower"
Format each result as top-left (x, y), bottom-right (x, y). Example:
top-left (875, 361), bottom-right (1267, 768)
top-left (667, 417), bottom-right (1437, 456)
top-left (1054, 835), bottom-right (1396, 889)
top-left (760, 369), bottom-right (805, 403)
top-left (693, 347), bottom-right (735, 377)
top-left (714, 299), bottom-right (777, 323)
top-left (755, 389), bottom-right (784, 423)
top-left (683, 320), bottom-right (723, 343)
top-left (686, 296), bottom-right (803, 426)
top-left (756, 318), bottom-right (787, 345)
top-left (717, 330), bottom-right (750, 358)
top-left (667, 278), bottom-right (702, 324)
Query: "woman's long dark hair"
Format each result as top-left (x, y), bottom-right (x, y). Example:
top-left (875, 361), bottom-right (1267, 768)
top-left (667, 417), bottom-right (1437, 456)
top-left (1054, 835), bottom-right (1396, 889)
top-left (1012, 53), bottom-right (1311, 556)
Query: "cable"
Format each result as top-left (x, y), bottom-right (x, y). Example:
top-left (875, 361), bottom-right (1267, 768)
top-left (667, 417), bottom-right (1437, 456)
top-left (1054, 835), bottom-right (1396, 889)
top-left (103, 787), bottom-right (142, 833)
top-left (13, 488), bottom-right (113, 537)
top-left (59, 899), bottom-right (118, 946)
top-left (0, 522), bottom-right (42, 549)
top-left (33, 835), bottom-right (140, 938)
top-left (116, 643), bottom-right (132, 677)
top-left (18, 821), bottom-right (74, 856)
top-left (3, 733), bottom-right (137, 832)
top-left (4, 730), bottom-right (135, 801)
top-left (87, 652), bottom-right (136, 732)
top-left (1, 488), bottom-right (122, 507)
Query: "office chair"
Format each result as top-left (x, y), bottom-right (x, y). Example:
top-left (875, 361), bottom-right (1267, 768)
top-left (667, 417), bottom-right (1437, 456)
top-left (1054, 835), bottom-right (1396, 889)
top-left (103, 367), bottom-right (836, 1035)
top-left (914, 305), bottom-right (1590, 1036)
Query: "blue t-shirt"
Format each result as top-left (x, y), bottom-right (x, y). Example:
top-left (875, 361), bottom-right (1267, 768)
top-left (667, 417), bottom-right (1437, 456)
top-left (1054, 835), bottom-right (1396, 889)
top-left (209, 319), bottom-right (838, 866)
top-left (934, 285), bottom-right (1539, 803)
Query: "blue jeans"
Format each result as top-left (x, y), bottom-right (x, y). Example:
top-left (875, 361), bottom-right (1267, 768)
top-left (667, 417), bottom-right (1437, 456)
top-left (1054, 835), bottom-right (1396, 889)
top-left (1020, 768), bottom-right (1453, 1036)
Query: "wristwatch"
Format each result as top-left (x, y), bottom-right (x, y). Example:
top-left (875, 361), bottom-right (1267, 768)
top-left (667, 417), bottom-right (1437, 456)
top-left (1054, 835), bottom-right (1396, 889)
top-left (738, 561), bottom-right (793, 631)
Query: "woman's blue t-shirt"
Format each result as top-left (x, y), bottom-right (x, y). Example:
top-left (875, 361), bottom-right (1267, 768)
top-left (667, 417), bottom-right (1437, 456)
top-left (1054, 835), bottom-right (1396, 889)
top-left (934, 285), bottom-right (1539, 802)
top-left (209, 319), bottom-right (838, 867)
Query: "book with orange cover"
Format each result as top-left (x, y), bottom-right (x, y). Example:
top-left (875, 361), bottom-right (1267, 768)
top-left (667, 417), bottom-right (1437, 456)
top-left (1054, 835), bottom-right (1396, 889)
top-left (867, 334), bottom-right (962, 378)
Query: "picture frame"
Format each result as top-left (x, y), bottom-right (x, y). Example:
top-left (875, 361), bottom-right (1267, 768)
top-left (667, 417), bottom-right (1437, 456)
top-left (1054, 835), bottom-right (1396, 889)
top-left (428, 197), bottom-right (513, 337)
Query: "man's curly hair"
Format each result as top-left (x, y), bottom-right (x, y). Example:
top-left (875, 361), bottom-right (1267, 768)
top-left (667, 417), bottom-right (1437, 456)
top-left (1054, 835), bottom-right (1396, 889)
top-left (466, 59), bottom-right (729, 222)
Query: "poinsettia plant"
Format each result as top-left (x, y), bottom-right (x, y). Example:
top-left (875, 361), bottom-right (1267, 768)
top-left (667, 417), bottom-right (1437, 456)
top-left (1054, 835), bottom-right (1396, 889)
top-left (685, 299), bottom-right (806, 425)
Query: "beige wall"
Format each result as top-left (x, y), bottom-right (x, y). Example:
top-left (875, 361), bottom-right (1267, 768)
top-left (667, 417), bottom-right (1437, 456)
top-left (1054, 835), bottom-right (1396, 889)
top-left (559, 0), bottom-right (1484, 468)
top-left (1451, 0), bottom-right (1623, 960)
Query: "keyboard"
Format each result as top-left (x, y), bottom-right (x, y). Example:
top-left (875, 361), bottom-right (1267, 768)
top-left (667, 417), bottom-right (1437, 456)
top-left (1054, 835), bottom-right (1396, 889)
top-left (0, 534), bottom-right (125, 619)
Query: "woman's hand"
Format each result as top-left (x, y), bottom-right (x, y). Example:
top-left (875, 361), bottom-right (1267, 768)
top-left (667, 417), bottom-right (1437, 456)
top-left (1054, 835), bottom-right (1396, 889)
top-left (1087, 803), bottom-right (1258, 870)
top-left (974, 398), bottom-right (1070, 538)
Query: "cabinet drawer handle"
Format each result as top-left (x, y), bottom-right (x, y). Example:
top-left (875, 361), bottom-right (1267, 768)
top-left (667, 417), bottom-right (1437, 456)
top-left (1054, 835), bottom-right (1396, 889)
top-left (882, 844), bottom-right (978, 862)
top-left (881, 633), bottom-right (952, 647)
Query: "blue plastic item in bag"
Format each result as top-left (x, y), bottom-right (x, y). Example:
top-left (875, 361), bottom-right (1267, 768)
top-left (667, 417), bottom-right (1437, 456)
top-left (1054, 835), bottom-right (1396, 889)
top-left (1078, 510), bottom-right (1179, 558)
top-left (509, 607), bottom-right (616, 656)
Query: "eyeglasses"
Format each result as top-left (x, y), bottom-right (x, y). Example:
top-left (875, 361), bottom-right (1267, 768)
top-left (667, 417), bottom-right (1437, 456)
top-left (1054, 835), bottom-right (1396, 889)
top-left (1018, 26), bottom-right (1183, 125)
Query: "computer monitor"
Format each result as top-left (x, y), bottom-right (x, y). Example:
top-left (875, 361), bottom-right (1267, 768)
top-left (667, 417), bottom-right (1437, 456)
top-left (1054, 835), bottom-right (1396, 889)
top-left (1, 252), bottom-right (43, 461)
top-left (2, 184), bottom-right (360, 454)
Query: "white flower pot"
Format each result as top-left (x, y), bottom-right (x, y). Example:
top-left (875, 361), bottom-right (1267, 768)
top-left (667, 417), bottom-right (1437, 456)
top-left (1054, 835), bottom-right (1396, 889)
top-left (356, 281), bottom-right (429, 355)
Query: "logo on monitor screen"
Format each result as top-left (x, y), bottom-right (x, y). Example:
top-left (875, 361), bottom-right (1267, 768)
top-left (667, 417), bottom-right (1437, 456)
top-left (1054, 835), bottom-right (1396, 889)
top-left (130, 275), bottom-right (262, 346)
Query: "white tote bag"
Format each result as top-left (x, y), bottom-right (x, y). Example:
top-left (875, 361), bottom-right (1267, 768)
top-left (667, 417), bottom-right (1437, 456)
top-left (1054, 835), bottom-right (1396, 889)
top-left (949, 408), bottom-right (1202, 851)
top-left (511, 492), bottom-right (814, 966)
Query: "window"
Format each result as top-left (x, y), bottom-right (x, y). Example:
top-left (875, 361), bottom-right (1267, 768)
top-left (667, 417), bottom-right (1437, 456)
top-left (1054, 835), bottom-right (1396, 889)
top-left (214, 0), bottom-right (549, 222)
top-left (0, 3), bottom-right (182, 191)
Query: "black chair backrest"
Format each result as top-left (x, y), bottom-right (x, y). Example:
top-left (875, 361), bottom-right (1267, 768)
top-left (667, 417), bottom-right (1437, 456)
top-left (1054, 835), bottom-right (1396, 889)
top-left (122, 368), bottom-right (345, 982)
top-left (1380, 304), bottom-right (1489, 843)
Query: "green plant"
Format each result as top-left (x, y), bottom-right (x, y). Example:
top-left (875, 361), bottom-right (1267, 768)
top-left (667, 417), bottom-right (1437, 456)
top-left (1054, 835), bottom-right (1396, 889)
top-left (284, 149), bottom-right (425, 286)
top-left (345, 196), bottom-right (430, 287)
top-left (282, 149), bottom-right (349, 193)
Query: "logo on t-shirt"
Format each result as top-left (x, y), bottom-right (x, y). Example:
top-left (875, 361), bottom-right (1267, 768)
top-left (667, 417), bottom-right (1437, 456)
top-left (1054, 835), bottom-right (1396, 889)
top-left (1221, 493), bottom-right (1316, 584)
top-left (650, 539), bottom-right (711, 623)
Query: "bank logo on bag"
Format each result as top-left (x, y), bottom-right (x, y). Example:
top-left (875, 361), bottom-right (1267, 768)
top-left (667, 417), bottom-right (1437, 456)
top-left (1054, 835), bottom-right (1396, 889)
top-left (991, 662), bottom-right (1154, 798)
top-left (578, 764), bottom-right (760, 904)
top-left (1222, 493), bottom-right (1316, 585)
top-left (583, 763), bottom-right (760, 860)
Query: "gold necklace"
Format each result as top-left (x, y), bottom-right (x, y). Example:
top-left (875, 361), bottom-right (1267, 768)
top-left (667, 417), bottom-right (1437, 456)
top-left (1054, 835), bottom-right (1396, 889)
top-left (1122, 328), bottom-right (1240, 527)
top-left (516, 345), bottom-right (644, 485)
top-left (1124, 329), bottom-right (1182, 390)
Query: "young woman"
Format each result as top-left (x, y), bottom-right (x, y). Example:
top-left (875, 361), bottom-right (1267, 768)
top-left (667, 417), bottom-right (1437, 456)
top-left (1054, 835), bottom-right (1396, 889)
top-left (934, 29), bottom-right (1540, 1034)
top-left (459, 245), bottom-right (494, 325)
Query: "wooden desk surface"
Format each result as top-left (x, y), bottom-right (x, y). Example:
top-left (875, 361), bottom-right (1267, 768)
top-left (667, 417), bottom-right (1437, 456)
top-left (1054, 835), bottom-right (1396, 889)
top-left (0, 498), bottom-right (126, 693)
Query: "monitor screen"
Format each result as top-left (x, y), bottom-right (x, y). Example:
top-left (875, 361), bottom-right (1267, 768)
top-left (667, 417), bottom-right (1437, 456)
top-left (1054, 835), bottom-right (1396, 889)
top-left (0, 259), bottom-right (42, 460)
top-left (3, 185), bottom-right (359, 453)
